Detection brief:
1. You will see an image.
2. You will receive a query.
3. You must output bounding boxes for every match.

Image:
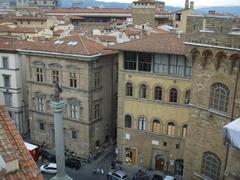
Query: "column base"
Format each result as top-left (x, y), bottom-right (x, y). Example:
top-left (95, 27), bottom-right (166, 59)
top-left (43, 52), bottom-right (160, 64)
top-left (50, 174), bottom-right (72, 180)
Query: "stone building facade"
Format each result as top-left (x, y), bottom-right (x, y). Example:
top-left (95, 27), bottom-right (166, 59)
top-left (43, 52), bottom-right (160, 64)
top-left (111, 33), bottom-right (192, 176)
top-left (0, 39), bottom-right (28, 135)
top-left (19, 35), bottom-right (117, 159)
top-left (131, 0), bottom-right (156, 26)
top-left (183, 15), bottom-right (240, 180)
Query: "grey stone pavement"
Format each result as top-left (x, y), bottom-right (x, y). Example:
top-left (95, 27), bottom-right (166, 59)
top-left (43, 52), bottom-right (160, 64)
top-left (36, 144), bottom-right (151, 180)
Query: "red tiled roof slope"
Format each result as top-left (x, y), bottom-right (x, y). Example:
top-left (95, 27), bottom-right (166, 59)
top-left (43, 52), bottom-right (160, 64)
top-left (0, 105), bottom-right (44, 180)
top-left (109, 33), bottom-right (185, 55)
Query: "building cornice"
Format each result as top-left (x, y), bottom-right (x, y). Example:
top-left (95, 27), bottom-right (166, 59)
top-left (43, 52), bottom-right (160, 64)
top-left (17, 49), bottom-right (101, 61)
top-left (184, 42), bottom-right (240, 52)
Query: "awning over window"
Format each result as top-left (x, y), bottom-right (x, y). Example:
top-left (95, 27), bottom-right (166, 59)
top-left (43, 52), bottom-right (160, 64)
top-left (224, 117), bottom-right (240, 150)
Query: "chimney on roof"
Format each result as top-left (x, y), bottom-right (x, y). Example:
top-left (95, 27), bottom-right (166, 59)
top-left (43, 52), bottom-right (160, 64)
top-left (185, 0), bottom-right (189, 9)
top-left (0, 155), bottom-right (19, 174)
top-left (190, 1), bottom-right (194, 10)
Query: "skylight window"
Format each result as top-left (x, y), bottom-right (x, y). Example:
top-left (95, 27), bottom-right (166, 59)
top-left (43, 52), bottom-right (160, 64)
top-left (67, 41), bottom-right (78, 46)
top-left (54, 40), bottom-right (64, 44)
top-left (72, 42), bottom-right (78, 46)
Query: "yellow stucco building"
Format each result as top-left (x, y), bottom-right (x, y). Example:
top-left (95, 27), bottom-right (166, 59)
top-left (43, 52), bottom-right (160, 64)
top-left (111, 32), bottom-right (192, 176)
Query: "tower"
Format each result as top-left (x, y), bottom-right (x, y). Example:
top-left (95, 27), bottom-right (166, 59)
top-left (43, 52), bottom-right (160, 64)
top-left (131, 0), bottom-right (156, 26)
top-left (185, 0), bottom-right (189, 9)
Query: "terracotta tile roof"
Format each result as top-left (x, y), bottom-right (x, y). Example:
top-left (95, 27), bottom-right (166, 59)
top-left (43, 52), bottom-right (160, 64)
top-left (120, 28), bottom-right (140, 36)
top-left (0, 25), bottom-right (43, 33)
top-left (15, 16), bottom-right (47, 21)
top-left (0, 105), bottom-right (44, 180)
top-left (90, 35), bottom-right (117, 43)
top-left (109, 33), bottom-right (185, 55)
top-left (49, 8), bottom-right (131, 14)
top-left (0, 35), bottom-right (117, 56)
top-left (20, 35), bottom-right (117, 56)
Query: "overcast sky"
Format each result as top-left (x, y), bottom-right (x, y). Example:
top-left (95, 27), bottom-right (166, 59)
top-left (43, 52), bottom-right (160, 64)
top-left (97, 0), bottom-right (240, 7)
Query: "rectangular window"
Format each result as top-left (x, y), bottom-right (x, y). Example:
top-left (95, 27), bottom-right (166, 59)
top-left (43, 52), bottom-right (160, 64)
top-left (69, 104), bottom-right (78, 119)
top-left (3, 75), bottom-right (10, 88)
top-left (70, 72), bottom-right (77, 88)
top-left (185, 58), bottom-right (192, 77)
top-left (138, 117), bottom-right (145, 130)
top-left (177, 55), bottom-right (185, 76)
top-left (169, 55), bottom-right (177, 75)
top-left (71, 130), bottom-right (77, 139)
top-left (36, 67), bottom-right (43, 82)
top-left (52, 70), bottom-right (59, 82)
top-left (124, 52), bottom-right (137, 70)
top-left (138, 53), bottom-right (152, 72)
top-left (94, 103), bottom-right (100, 119)
top-left (4, 92), bottom-right (12, 107)
top-left (36, 97), bottom-right (44, 111)
top-left (2, 57), bottom-right (9, 68)
top-left (175, 13), bottom-right (181, 21)
top-left (154, 54), bottom-right (168, 74)
top-left (94, 72), bottom-right (100, 88)
top-left (39, 122), bottom-right (45, 130)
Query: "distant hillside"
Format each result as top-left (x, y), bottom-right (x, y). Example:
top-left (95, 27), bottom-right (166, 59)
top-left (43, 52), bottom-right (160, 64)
top-left (195, 6), bottom-right (240, 15)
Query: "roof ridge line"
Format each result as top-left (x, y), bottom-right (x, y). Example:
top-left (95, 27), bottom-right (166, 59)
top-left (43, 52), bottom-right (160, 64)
top-left (79, 36), bottom-right (89, 54)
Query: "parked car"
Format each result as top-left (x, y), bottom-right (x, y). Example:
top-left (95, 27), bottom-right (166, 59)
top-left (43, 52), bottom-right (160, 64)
top-left (107, 170), bottom-right (129, 180)
top-left (152, 174), bottom-right (163, 180)
top-left (40, 163), bottom-right (57, 174)
top-left (65, 158), bottom-right (81, 170)
top-left (164, 176), bottom-right (175, 180)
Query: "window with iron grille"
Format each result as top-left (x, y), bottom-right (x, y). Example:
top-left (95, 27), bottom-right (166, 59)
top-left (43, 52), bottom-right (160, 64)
top-left (138, 117), bottom-right (146, 130)
top-left (39, 122), bottom-right (45, 130)
top-left (52, 70), bottom-right (59, 82)
top-left (124, 52), bottom-right (137, 70)
top-left (138, 53), bottom-right (152, 72)
top-left (70, 72), bottom-right (77, 88)
top-left (152, 119), bottom-right (160, 133)
top-left (139, 84), bottom-right (147, 98)
top-left (201, 152), bottom-right (221, 180)
top-left (94, 103), bottom-right (101, 119)
top-left (184, 90), bottom-right (191, 104)
top-left (71, 130), bottom-right (77, 139)
top-left (2, 57), bottom-right (9, 68)
top-left (94, 72), bottom-right (100, 88)
top-left (125, 115), bottom-right (132, 128)
top-left (126, 82), bottom-right (133, 96)
top-left (167, 122), bottom-right (175, 136)
top-left (3, 75), bottom-right (10, 88)
top-left (154, 86), bottom-right (162, 100)
top-left (4, 92), bottom-right (12, 107)
top-left (182, 125), bottom-right (187, 138)
top-left (170, 88), bottom-right (178, 103)
top-left (210, 83), bottom-right (229, 112)
top-left (36, 67), bottom-right (44, 82)
top-left (36, 97), bottom-right (44, 111)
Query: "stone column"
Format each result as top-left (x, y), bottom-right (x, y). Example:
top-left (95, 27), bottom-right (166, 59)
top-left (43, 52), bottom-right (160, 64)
top-left (51, 100), bottom-right (72, 180)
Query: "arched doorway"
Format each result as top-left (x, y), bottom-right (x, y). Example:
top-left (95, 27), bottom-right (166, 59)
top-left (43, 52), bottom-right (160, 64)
top-left (155, 155), bottom-right (164, 171)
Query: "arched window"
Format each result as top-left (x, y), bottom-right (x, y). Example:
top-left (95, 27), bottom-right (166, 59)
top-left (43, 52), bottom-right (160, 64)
top-left (154, 86), bottom-right (162, 100)
top-left (138, 117), bottom-right (146, 130)
top-left (167, 122), bottom-right (175, 136)
top-left (184, 90), bottom-right (191, 104)
top-left (140, 84), bottom-right (147, 98)
top-left (201, 152), bottom-right (221, 180)
top-left (182, 125), bottom-right (187, 138)
top-left (152, 119), bottom-right (160, 133)
top-left (126, 82), bottom-right (133, 96)
top-left (125, 115), bottom-right (132, 128)
top-left (210, 83), bottom-right (230, 112)
top-left (170, 88), bottom-right (178, 103)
